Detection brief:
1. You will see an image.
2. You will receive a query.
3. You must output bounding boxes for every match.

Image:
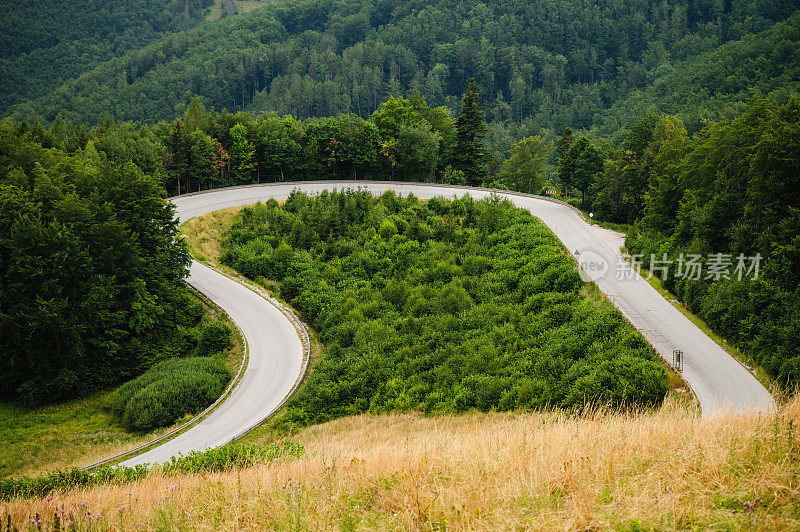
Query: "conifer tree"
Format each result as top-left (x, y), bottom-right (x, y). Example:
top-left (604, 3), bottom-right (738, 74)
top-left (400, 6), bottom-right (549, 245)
top-left (453, 79), bottom-right (489, 185)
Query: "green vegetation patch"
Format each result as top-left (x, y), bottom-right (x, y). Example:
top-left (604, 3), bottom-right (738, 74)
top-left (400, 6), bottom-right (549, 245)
top-left (0, 291), bottom-right (237, 478)
top-left (0, 441), bottom-right (304, 502)
top-left (112, 357), bottom-right (231, 432)
top-left (221, 189), bottom-right (668, 427)
top-left (0, 390), bottom-right (134, 478)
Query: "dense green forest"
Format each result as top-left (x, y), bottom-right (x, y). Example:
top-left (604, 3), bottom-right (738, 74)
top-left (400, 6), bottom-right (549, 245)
top-left (0, 0), bottom-right (213, 116)
top-left (0, 122), bottom-right (229, 405)
top-left (6, 0), bottom-right (800, 154)
top-left (621, 97), bottom-right (800, 385)
top-left (222, 190), bottom-right (668, 424)
top-left (597, 14), bottom-right (800, 136)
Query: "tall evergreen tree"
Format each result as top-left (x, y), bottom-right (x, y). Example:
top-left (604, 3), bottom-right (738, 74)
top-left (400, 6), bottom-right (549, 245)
top-left (452, 79), bottom-right (489, 186)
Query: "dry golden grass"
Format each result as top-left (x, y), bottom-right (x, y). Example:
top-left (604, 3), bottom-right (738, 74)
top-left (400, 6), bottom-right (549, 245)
top-left (6, 395), bottom-right (799, 530)
top-left (180, 205), bottom-right (245, 264)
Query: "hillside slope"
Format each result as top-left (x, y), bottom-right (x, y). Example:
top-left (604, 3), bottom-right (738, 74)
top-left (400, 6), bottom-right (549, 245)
top-left (598, 12), bottom-right (800, 135)
top-left (7, 0), bottom-right (800, 141)
top-left (4, 397), bottom-right (799, 529)
top-left (0, 0), bottom-right (213, 115)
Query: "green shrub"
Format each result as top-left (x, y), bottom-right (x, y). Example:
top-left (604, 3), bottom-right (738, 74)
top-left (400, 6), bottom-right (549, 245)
top-left (0, 442), bottom-right (303, 502)
top-left (162, 441), bottom-right (305, 475)
top-left (195, 320), bottom-right (233, 356)
top-left (113, 357), bottom-right (231, 431)
top-left (224, 191), bottom-right (669, 427)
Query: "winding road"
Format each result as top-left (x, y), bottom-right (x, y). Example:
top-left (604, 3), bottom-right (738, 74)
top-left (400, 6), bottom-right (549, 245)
top-left (122, 181), bottom-right (775, 466)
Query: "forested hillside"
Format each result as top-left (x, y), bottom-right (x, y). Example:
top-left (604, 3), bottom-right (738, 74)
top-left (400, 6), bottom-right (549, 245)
top-left (7, 0), bottom-right (800, 150)
top-left (0, 0), bottom-right (213, 116)
top-left (598, 13), bottom-right (800, 135)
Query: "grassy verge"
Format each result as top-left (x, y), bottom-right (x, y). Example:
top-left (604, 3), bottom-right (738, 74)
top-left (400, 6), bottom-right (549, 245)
top-left (180, 205), bottom-right (244, 264)
top-left (0, 391), bottom-right (171, 479)
top-left (0, 441), bottom-right (304, 503)
top-left (0, 291), bottom-right (244, 478)
top-left (592, 220), bottom-right (633, 233)
top-left (4, 397), bottom-right (799, 529)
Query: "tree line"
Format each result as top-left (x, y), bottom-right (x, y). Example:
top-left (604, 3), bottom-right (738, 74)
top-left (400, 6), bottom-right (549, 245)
top-left (20, 83), bottom-right (549, 195)
top-left (0, 121), bottom-right (227, 405)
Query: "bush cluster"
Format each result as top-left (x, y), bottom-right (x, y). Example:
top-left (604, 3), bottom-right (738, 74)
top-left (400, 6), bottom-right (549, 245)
top-left (0, 441), bottom-right (303, 501)
top-left (222, 190), bottom-right (668, 427)
top-left (112, 357), bottom-right (231, 432)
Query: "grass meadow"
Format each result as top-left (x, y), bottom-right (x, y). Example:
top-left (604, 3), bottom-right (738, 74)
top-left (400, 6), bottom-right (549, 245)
top-left (3, 394), bottom-right (798, 530)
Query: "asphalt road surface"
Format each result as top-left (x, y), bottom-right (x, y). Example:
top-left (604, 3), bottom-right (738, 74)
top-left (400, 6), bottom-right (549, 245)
top-left (120, 260), bottom-right (304, 467)
top-left (123, 181), bottom-right (775, 466)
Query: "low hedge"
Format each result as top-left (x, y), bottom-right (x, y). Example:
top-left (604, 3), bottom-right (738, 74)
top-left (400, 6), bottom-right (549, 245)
top-left (112, 357), bottom-right (231, 432)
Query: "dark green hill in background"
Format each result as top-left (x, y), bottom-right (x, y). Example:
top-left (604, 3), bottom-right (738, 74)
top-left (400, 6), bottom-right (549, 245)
top-left (598, 13), bottom-right (800, 136)
top-left (0, 0), bottom-right (212, 115)
top-left (6, 0), bottom-right (800, 148)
